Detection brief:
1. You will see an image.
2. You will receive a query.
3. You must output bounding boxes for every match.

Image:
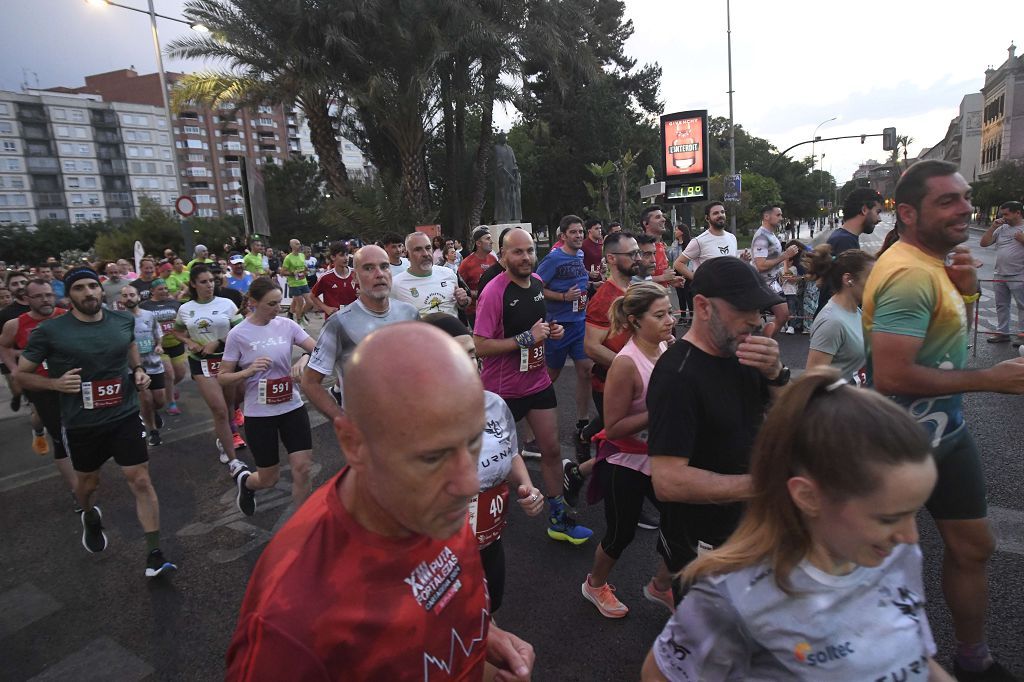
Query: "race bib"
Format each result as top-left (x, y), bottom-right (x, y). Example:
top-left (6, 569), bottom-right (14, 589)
top-left (852, 366), bottom-right (868, 387)
top-left (697, 540), bottom-right (715, 556)
top-left (519, 341), bottom-right (545, 372)
top-left (159, 320), bottom-right (174, 334)
top-left (137, 338), bottom-right (154, 355)
top-left (82, 377), bottom-right (124, 410)
top-left (258, 376), bottom-right (293, 405)
top-left (200, 358), bottom-right (221, 377)
top-left (572, 292), bottom-right (588, 313)
top-left (468, 483), bottom-right (509, 548)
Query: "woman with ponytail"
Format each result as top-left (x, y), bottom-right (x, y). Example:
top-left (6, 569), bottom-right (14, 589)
top-left (642, 369), bottom-right (951, 681)
top-left (804, 246), bottom-right (876, 383)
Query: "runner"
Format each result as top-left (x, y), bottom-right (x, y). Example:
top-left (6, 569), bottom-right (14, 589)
top-left (643, 371), bottom-right (951, 681)
top-left (0, 279), bottom-right (76, 501)
top-left (225, 253), bottom-right (254, 295)
top-left (120, 285), bottom-right (167, 445)
top-left (219, 277), bottom-right (316, 514)
top-left (141, 279), bottom-right (185, 416)
top-left (281, 239), bottom-right (311, 325)
top-left (101, 261), bottom-right (129, 309)
top-left (309, 241), bottom-right (359, 318)
top-left (379, 232), bottom-right (410, 277)
top-left (171, 264), bottom-right (247, 471)
top-left (751, 205), bottom-right (800, 336)
top-left (131, 258), bottom-right (158, 302)
top-left (0, 270), bottom-right (30, 411)
top-left (673, 202), bottom-right (738, 281)
top-left (804, 247), bottom-right (875, 382)
top-left (301, 245), bottom-right (419, 421)
top-left (473, 227), bottom-right (594, 545)
top-left (424, 313), bottom-right (544, 612)
top-left (458, 226), bottom-right (498, 328)
top-left (391, 231), bottom-right (469, 317)
top-left (226, 323), bottom-right (535, 681)
top-left (17, 267), bottom-right (176, 578)
top-left (580, 282), bottom-right (676, 619)
top-left (243, 239), bottom-right (267, 276)
top-left (165, 257), bottom-right (189, 300)
top-left (186, 244), bottom-right (215, 271)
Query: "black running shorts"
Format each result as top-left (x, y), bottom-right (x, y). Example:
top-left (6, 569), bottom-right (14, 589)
top-left (502, 385), bottom-right (557, 423)
top-left (925, 427), bottom-right (987, 521)
top-left (63, 412), bottom-right (149, 473)
top-left (244, 405), bottom-right (313, 468)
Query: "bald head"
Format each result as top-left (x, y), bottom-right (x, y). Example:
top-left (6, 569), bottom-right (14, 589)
top-left (353, 245), bottom-right (392, 301)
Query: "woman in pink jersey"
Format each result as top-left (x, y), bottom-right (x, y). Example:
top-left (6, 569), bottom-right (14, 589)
top-left (580, 282), bottom-right (677, 619)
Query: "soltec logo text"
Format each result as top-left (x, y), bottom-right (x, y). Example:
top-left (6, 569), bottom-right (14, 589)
top-left (793, 641), bottom-right (855, 665)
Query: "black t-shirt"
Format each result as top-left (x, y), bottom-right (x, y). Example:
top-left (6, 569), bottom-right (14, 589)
top-left (496, 274), bottom-right (546, 338)
top-left (132, 278), bottom-right (155, 302)
top-left (827, 227), bottom-right (860, 256)
top-left (647, 339), bottom-right (769, 546)
top-left (476, 262), bottom-right (506, 299)
top-left (216, 286), bottom-right (244, 309)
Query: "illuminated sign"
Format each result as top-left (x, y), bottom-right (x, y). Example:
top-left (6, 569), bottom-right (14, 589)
top-left (661, 110), bottom-right (709, 180)
top-left (665, 181), bottom-right (708, 203)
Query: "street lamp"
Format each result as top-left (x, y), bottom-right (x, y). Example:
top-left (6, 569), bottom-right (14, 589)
top-left (811, 117), bottom-right (836, 233)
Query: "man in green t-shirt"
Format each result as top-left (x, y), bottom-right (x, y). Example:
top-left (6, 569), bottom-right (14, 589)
top-left (281, 238), bottom-right (311, 324)
top-left (186, 244), bottom-right (215, 271)
top-left (18, 267), bottom-right (177, 579)
top-left (243, 239), bottom-right (267, 276)
top-left (165, 257), bottom-right (190, 300)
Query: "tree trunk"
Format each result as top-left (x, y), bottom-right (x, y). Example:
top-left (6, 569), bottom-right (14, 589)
top-left (440, 64), bottom-right (464, 238)
top-left (300, 89), bottom-right (350, 199)
top-left (400, 147), bottom-right (431, 219)
top-left (468, 56), bottom-right (501, 231)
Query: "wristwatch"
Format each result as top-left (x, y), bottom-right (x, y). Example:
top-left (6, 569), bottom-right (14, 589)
top-left (766, 365), bottom-right (791, 387)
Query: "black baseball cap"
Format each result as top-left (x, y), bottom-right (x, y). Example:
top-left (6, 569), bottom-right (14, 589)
top-left (692, 256), bottom-right (784, 311)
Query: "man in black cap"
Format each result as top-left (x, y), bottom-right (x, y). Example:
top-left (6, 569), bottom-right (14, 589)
top-left (17, 267), bottom-right (176, 578)
top-left (646, 256), bottom-right (788, 591)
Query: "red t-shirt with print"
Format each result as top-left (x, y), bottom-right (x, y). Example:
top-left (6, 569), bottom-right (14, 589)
top-left (585, 280), bottom-right (631, 392)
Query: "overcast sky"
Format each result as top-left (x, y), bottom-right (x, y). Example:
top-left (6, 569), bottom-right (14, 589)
top-left (1, 0), bottom-right (1017, 181)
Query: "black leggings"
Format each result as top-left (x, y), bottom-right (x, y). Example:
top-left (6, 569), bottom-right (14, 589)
top-left (598, 462), bottom-right (659, 560)
top-left (479, 538), bottom-right (506, 612)
top-left (581, 389), bottom-right (605, 443)
top-left (24, 389), bottom-right (67, 460)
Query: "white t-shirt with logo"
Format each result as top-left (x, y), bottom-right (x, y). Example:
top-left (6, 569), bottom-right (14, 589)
top-left (175, 296), bottom-right (238, 348)
top-left (651, 543), bottom-right (937, 681)
top-left (391, 266), bottom-right (460, 317)
top-left (682, 230), bottom-right (739, 271)
top-left (751, 226), bottom-right (785, 293)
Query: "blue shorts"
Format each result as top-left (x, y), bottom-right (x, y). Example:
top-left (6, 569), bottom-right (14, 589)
top-left (545, 320), bottom-right (587, 369)
top-left (289, 284), bottom-right (311, 295)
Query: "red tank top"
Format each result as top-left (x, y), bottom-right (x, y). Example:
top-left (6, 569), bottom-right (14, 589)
top-left (15, 309), bottom-right (66, 376)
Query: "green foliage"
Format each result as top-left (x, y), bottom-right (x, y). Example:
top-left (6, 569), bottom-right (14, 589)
top-left (702, 173), bottom-right (781, 233)
top-left (263, 157), bottom-right (327, 244)
top-left (320, 175), bottom-right (432, 243)
top-left (971, 162), bottom-right (1024, 216)
top-left (0, 219), bottom-right (113, 265)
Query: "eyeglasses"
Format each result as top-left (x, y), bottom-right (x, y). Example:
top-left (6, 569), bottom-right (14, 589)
top-left (610, 250), bottom-right (641, 259)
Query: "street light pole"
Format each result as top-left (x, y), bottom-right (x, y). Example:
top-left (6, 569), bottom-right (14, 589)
top-left (726, 0), bottom-right (736, 234)
top-left (810, 116), bottom-right (836, 235)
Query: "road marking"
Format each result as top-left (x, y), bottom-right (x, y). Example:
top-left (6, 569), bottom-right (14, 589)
top-left (27, 636), bottom-right (153, 681)
top-left (990, 505), bottom-right (1024, 556)
top-left (0, 582), bottom-right (61, 639)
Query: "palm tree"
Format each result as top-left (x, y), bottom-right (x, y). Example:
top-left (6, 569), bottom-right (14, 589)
top-left (166, 0), bottom-right (355, 199)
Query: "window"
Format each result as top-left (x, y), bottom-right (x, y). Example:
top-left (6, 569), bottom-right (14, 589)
top-left (6, 159), bottom-right (21, 171)
top-left (127, 147), bottom-right (139, 158)
top-left (125, 130), bottom-right (137, 142)
top-left (74, 212), bottom-right (86, 222)
top-left (77, 144), bottom-right (89, 154)
top-left (2, 141), bottom-right (15, 152)
top-left (11, 194), bottom-right (26, 206)
top-left (186, 139), bottom-right (203, 149)
top-left (74, 128), bottom-right (87, 139)
top-left (67, 177), bottom-right (80, 188)
top-left (83, 177), bottom-right (97, 188)
top-left (0, 103), bottom-right (9, 115)
top-left (184, 125), bottom-right (201, 135)
top-left (257, 118), bottom-right (274, 126)
top-left (157, 117), bottom-right (166, 128)
top-left (160, 149), bottom-right (171, 160)
top-left (130, 162), bottom-right (142, 173)
top-left (145, 162), bottom-right (157, 173)
top-left (158, 133), bottom-right (169, 145)
top-left (258, 105), bottom-right (273, 114)
top-left (10, 177), bottom-right (23, 189)
top-left (164, 164), bottom-right (173, 174)
top-left (70, 110), bottom-right (85, 122)
top-left (137, 131), bottom-right (152, 142)
top-left (59, 143), bottom-right (73, 154)
top-left (87, 194), bottom-right (100, 205)
top-left (56, 126), bottom-right (70, 137)
top-left (91, 212), bottom-right (102, 221)
top-left (142, 147), bottom-right (154, 158)
top-left (63, 160), bottom-right (76, 172)
top-left (79, 160), bottom-right (93, 172)
top-left (71, 194), bottom-right (83, 205)
top-left (52, 108), bottom-right (66, 120)
top-left (187, 153), bottom-right (204, 162)
top-left (0, 121), bottom-right (12, 134)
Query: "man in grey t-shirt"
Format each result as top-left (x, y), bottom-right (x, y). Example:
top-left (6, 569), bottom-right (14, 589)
top-left (979, 200), bottom-right (1024, 345)
top-left (301, 245), bottom-right (419, 420)
top-left (751, 205), bottom-right (800, 336)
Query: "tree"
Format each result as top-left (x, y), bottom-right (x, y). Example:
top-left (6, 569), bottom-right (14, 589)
top-left (971, 162), bottom-right (1024, 219)
top-left (263, 157), bottom-right (326, 243)
top-left (0, 219), bottom-right (113, 265)
top-left (583, 161), bottom-right (615, 222)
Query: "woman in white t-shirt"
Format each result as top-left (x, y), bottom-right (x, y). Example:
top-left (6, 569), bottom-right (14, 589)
top-left (219, 277), bottom-right (317, 513)
top-left (171, 264), bottom-right (245, 471)
top-left (643, 369), bottom-right (952, 682)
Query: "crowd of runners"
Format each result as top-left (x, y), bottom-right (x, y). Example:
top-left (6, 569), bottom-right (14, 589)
top-left (2, 159), bottom-right (1023, 680)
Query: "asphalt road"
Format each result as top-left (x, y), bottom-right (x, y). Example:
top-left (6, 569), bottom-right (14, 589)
top-left (1, 219), bottom-right (1021, 680)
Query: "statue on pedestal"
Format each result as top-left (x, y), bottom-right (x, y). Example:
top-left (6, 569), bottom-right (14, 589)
top-left (494, 133), bottom-right (522, 223)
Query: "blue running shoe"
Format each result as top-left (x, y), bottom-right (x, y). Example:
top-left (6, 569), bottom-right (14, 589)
top-left (145, 549), bottom-right (177, 578)
top-left (547, 498), bottom-right (593, 545)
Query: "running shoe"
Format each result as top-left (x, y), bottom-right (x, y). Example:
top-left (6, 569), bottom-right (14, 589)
top-left (32, 432), bottom-right (49, 455)
top-left (987, 334), bottom-right (1011, 343)
top-left (216, 438), bottom-right (229, 464)
top-left (148, 429), bottom-right (162, 447)
top-left (80, 506), bottom-right (108, 553)
top-left (166, 402), bottom-right (182, 416)
top-left (952, 659), bottom-right (1016, 682)
top-left (1013, 336), bottom-right (1024, 348)
top-left (71, 492), bottom-right (83, 515)
top-left (232, 432), bottom-right (247, 450)
top-left (562, 459), bottom-right (585, 508)
top-left (637, 507), bottom-right (660, 530)
top-left (520, 439), bottom-right (541, 459)
top-left (235, 470), bottom-right (256, 516)
top-left (643, 578), bottom-right (676, 613)
top-left (547, 502), bottom-right (593, 545)
top-left (233, 408), bottom-right (245, 427)
top-left (145, 549), bottom-right (177, 578)
top-left (581, 576), bottom-right (628, 618)
top-left (154, 412), bottom-right (164, 429)
top-left (227, 458), bottom-right (248, 477)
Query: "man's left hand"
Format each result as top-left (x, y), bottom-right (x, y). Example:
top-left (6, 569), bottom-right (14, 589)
top-left (736, 325), bottom-right (781, 378)
top-left (486, 624), bottom-right (534, 681)
top-left (455, 287), bottom-right (470, 307)
top-left (134, 368), bottom-right (151, 390)
top-left (944, 245), bottom-right (981, 296)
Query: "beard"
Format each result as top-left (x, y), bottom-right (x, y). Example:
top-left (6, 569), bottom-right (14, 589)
top-left (72, 297), bottom-right (102, 316)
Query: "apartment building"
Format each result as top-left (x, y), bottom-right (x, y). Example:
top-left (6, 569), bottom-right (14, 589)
top-left (0, 89), bottom-right (174, 227)
top-left (980, 43), bottom-right (1024, 177)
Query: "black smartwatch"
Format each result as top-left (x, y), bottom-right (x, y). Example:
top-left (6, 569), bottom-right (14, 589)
top-left (766, 365), bottom-right (791, 387)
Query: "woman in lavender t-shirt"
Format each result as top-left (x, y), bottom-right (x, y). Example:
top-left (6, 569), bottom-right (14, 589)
top-left (219, 277), bottom-right (317, 515)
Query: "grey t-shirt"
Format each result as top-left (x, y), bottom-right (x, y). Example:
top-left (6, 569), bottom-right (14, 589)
top-left (131, 308), bottom-right (164, 374)
top-left (809, 299), bottom-right (866, 383)
top-left (102, 278), bottom-right (129, 308)
top-left (751, 227), bottom-right (784, 293)
top-left (307, 298), bottom-right (419, 398)
top-left (652, 543), bottom-right (936, 681)
top-left (993, 223), bottom-right (1024, 276)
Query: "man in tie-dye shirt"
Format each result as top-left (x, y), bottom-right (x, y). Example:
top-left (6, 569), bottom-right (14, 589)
top-left (864, 159), bottom-right (1024, 681)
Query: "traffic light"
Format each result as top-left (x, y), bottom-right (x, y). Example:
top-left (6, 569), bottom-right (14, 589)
top-left (882, 127), bottom-right (897, 151)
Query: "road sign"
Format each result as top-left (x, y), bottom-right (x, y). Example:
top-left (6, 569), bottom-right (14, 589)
top-left (724, 174), bottom-right (742, 202)
top-left (639, 181), bottom-right (665, 200)
top-left (175, 195), bottom-right (196, 217)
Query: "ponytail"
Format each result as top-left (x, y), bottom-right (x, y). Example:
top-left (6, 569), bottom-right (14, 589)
top-left (804, 246), bottom-right (874, 291)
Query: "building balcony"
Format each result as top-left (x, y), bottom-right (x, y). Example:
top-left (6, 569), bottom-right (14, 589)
top-left (102, 178), bottom-right (130, 192)
top-left (16, 108), bottom-right (47, 122)
top-left (99, 160), bottom-right (129, 175)
top-left (104, 192), bottom-right (133, 207)
top-left (22, 125), bottom-right (49, 140)
top-left (94, 131), bottom-right (121, 144)
top-left (27, 157), bottom-right (59, 172)
top-left (25, 145), bottom-right (55, 157)
top-left (90, 110), bottom-right (118, 127)
top-left (35, 192), bottom-right (65, 208)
